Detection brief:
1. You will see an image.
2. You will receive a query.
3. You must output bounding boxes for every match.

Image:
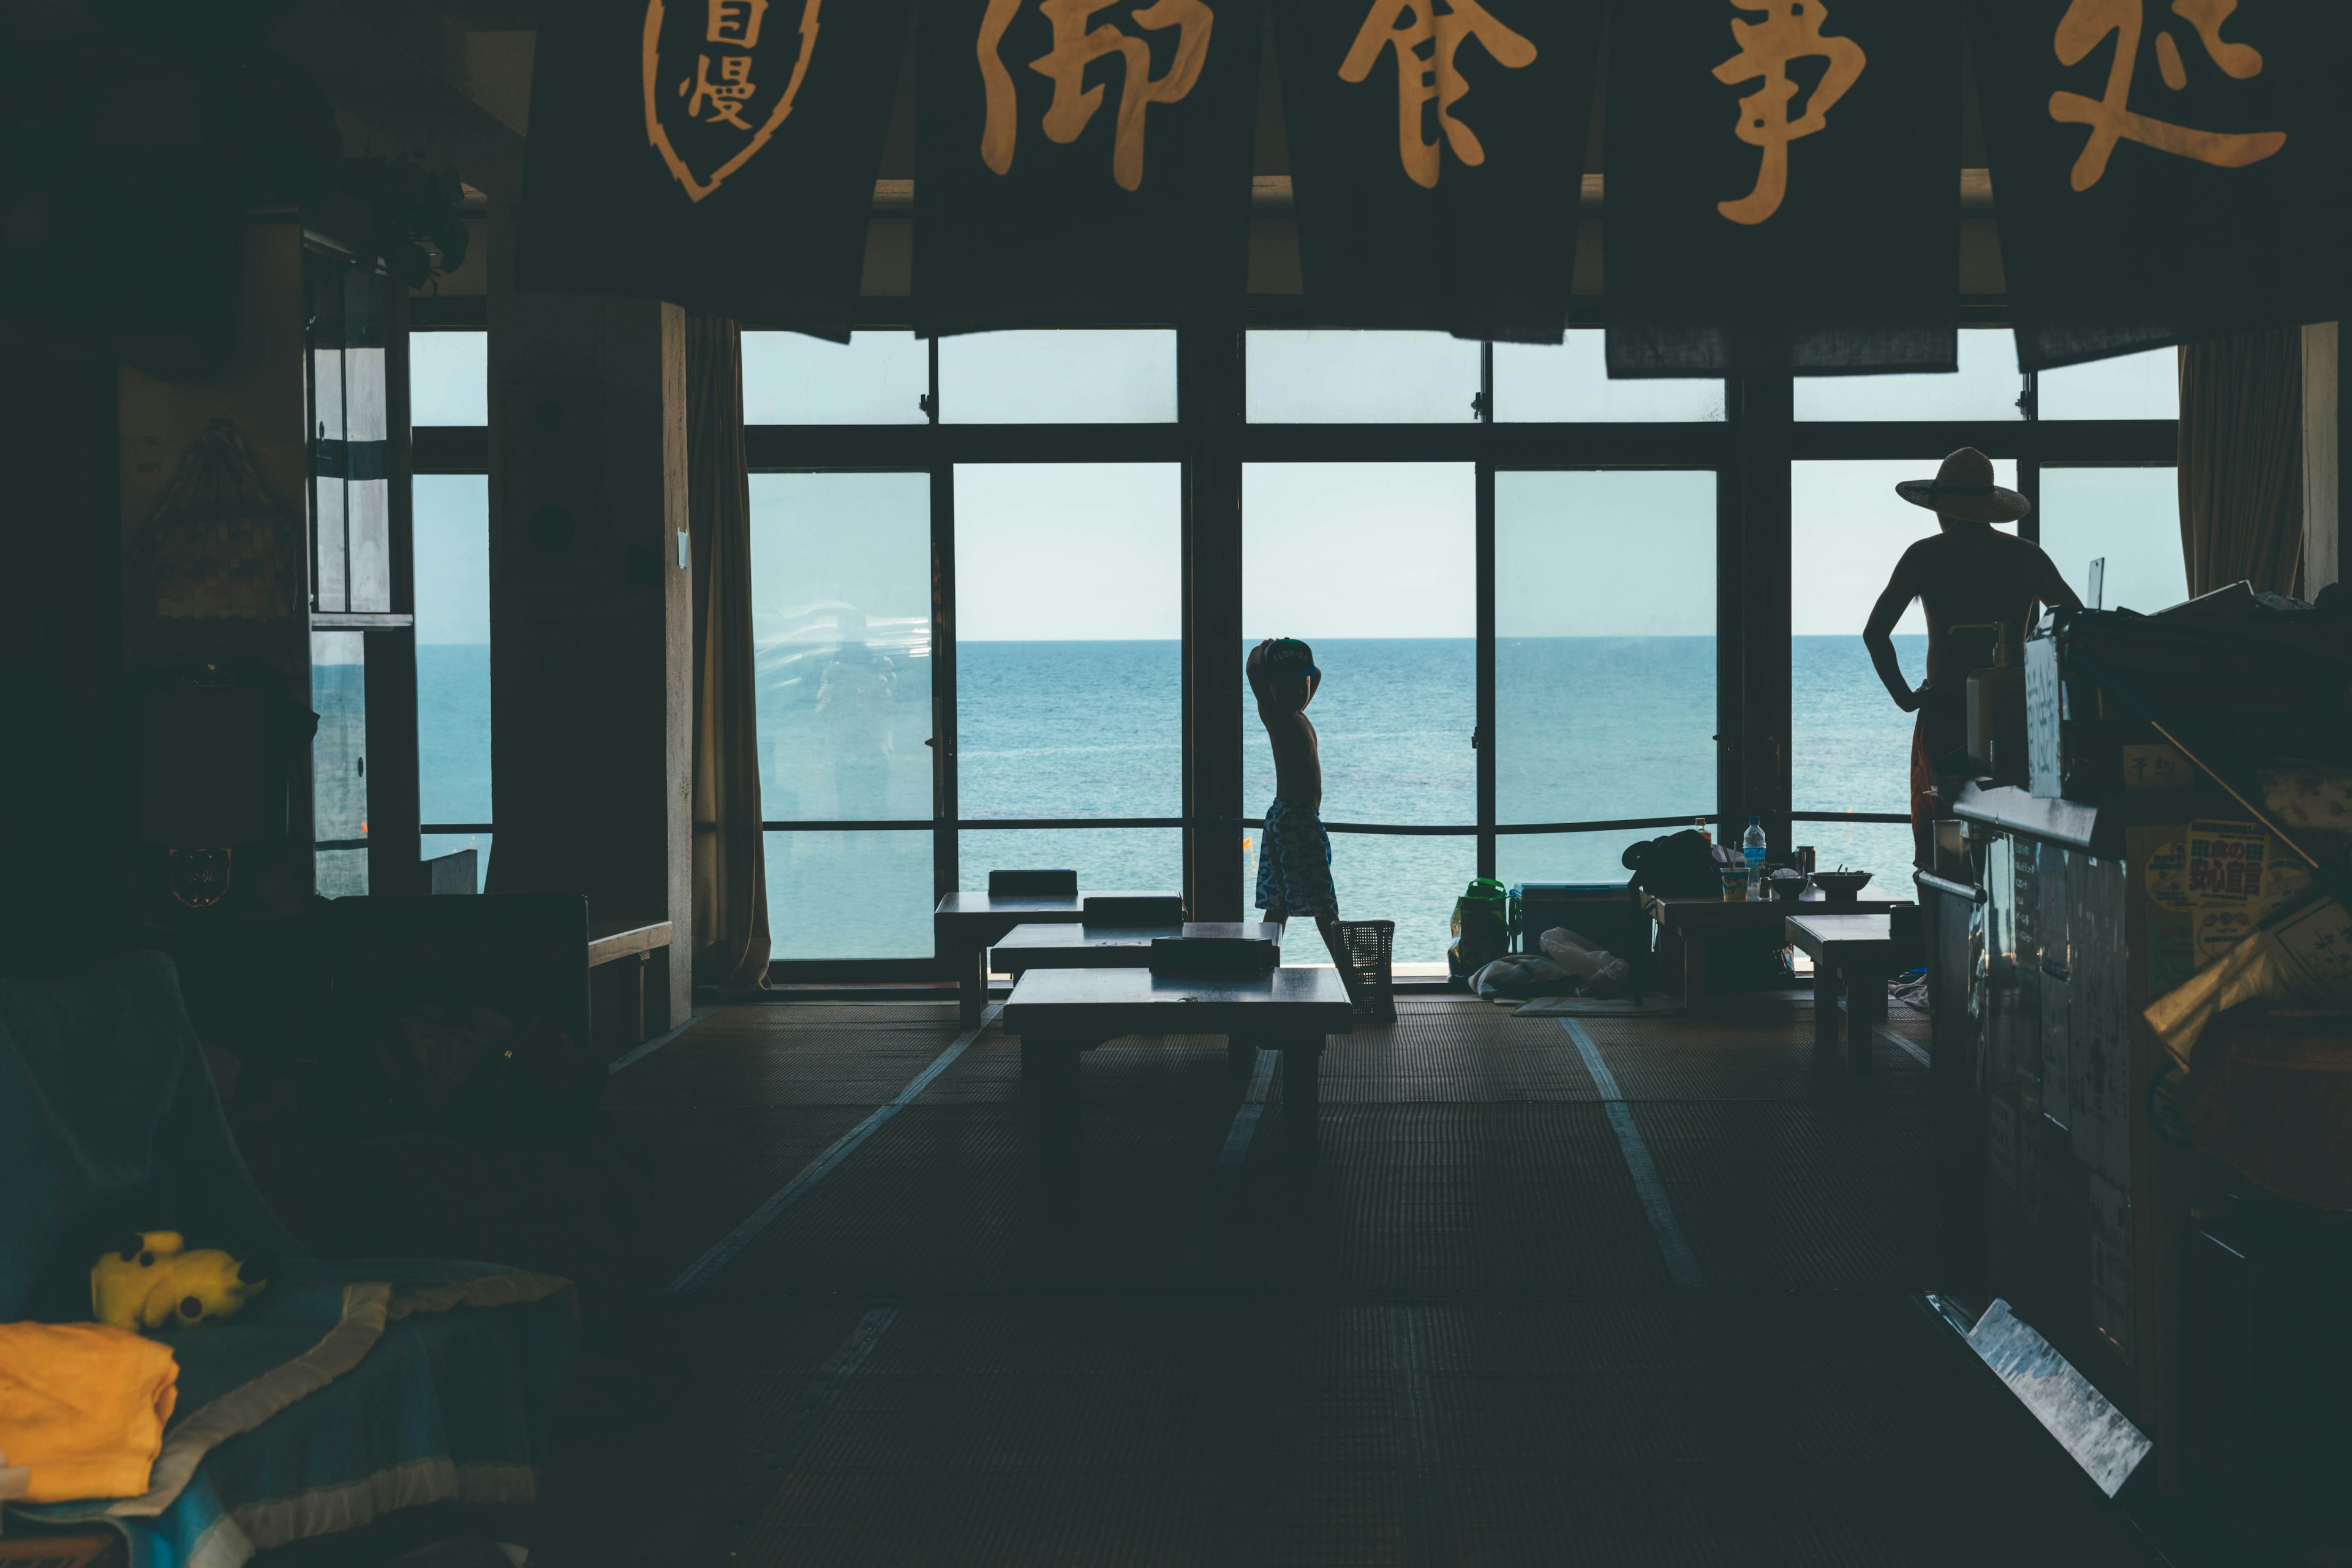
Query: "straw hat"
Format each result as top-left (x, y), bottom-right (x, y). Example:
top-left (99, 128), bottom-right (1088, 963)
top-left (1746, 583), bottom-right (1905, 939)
top-left (1895, 447), bottom-right (2031, 524)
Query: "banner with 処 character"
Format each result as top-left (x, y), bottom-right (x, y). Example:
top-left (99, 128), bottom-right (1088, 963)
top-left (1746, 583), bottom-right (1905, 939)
top-left (1604, 0), bottom-right (1960, 377)
top-left (518, 0), bottom-right (914, 340)
top-left (1972, 0), bottom-right (2351, 371)
top-left (915, 0), bottom-right (1265, 334)
top-left (1271, 0), bottom-right (1604, 343)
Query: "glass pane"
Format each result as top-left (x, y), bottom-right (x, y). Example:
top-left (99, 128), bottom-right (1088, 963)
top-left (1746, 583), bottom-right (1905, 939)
top-left (2038, 347), bottom-right (2178, 421)
top-left (1496, 472), bottom-right (1716, 868)
top-left (410, 330), bottom-right (487, 425)
top-left (312, 630), bottom-right (368, 896)
top-left (960, 829), bottom-right (1183, 903)
top-left (1494, 333), bottom-right (1724, 423)
top-left (1243, 463), bottom-right (1474, 946)
top-left (750, 473), bottom-right (935, 824)
top-left (954, 464), bottom-right (1181, 820)
top-left (1791, 459), bottom-right (2019, 882)
top-left (768, 830), bottom-right (934, 959)
top-left (743, 331), bottom-right (927, 424)
top-left (938, 330), bottom-right (1177, 423)
top-left (1795, 329), bottom-right (2024, 422)
top-left (1314, 835), bottom-right (1476, 968)
top-left (416, 475), bottom-right (492, 839)
top-left (1246, 331), bottom-right (1481, 423)
top-left (421, 832), bottom-right (491, 892)
top-left (2038, 468), bottom-right (2188, 613)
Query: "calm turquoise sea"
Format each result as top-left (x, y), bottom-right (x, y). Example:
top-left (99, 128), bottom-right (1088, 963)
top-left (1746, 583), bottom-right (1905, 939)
top-left (412, 635), bottom-right (1926, 964)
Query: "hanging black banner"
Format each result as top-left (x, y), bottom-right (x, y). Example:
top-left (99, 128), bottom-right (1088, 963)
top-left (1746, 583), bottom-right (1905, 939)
top-left (1272, 0), bottom-right (1604, 343)
top-left (915, 0), bottom-right (1264, 333)
top-left (517, 0), bottom-right (913, 340)
top-left (1973, 0), bottom-right (2351, 371)
top-left (1605, 1), bottom-right (1959, 377)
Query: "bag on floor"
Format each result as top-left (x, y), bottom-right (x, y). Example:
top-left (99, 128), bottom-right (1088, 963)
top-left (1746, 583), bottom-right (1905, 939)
top-left (1449, 878), bottom-right (1512, 978)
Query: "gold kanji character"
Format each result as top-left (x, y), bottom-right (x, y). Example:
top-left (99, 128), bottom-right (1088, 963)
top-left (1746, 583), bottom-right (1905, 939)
top-left (978, 0), bottom-right (1215, 191)
top-left (1713, 0), bottom-right (1867, 225)
top-left (1338, 0), bottom-right (1537, 191)
top-left (707, 0), bottom-right (769, 47)
top-left (2049, 0), bottom-right (2285, 190)
top-left (680, 51), bottom-right (757, 129)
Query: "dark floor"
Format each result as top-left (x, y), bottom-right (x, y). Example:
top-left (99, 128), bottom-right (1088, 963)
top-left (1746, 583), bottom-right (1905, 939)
top-left (533, 995), bottom-right (2157, 1567)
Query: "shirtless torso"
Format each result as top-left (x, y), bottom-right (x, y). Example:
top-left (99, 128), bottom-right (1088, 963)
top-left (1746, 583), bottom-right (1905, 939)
top-left (1248, 641), bottom-right (1322, 812)
top-left (1863, 521), bottom-right (2082, 714)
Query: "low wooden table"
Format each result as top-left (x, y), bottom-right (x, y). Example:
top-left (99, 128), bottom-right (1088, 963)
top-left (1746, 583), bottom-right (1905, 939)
top-left (992, 921), bottom-right (1283, 978)
top-left (1784, 913), bottom-right (1924, 1071)
top-left (934, 890), bottom-right (1180, 1024)
top-left (1645, 893), bottom-right (1910, 1003)
top-left (1000, 966), bottom-right (1355, 1161)
top-left (588, 919), bottom-right (672, 1048)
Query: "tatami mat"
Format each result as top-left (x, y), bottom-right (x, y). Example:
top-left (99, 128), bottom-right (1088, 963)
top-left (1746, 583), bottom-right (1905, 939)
top-left (535, 993), bottom-right (2155, 1567)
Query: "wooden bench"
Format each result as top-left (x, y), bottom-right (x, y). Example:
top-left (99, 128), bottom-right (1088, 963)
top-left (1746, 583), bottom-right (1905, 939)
top-left (1784, 912), bottom-right (1923, 1071)
top-left (1000, 965), bottom-right (1354, 1161)
top-left (1646, 892), bottom-right (1909, 1002)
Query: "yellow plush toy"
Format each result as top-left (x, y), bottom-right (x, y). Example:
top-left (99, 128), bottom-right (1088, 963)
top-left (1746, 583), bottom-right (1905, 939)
top-left (91, 1232), bottom-right (268, 1333)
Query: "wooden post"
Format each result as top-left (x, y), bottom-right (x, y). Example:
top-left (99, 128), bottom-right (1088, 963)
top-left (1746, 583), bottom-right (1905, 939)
top-left (1182, 327), bottom-right (1246, 921)
top-left (484, 200), bottom-right (694, 1027)
top-left (2305, 322), bottom-right (2342, 595)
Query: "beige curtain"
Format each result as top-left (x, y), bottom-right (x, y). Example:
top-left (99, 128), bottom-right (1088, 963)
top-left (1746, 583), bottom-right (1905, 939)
top-left (2179, 330), bottom-right (2305, 597)
top-left (687, 315), bottom-right (772, 987)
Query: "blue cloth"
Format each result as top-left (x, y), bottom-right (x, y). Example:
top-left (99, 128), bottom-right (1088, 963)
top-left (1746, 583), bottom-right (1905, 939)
top-left (1255, 798), bottom-right (1337, 920)
top-left (1, 956), bottom-right (575, 1568)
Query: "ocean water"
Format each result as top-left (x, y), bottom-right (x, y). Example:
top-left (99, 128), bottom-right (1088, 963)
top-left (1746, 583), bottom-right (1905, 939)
top-left (410, 634), bottom-right (1927, 965)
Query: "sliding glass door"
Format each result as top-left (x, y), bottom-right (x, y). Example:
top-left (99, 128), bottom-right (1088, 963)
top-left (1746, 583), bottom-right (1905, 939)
top-left (1495, 470), bottom-right (1719, 888)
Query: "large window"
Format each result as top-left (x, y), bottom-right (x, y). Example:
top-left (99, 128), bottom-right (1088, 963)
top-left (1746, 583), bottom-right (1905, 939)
top-left (750, 473), bottom-right (936, 961)
top-left (1498, 471), bottom-right (1717, 889)
top-left (956, 463), bottom-right (1183, 895)
top-left (412, 330), bottom-right (491, 887)
top-left (1243, 462), bottom-right (1476, 964)
top-left (726, 320), bottom-right (2174, 978)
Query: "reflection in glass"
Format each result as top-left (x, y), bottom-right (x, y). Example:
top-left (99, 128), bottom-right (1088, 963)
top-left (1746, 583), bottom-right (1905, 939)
top-left (744, 331), bottom-right (928, 424)
top-left (767, 831), bottom-right (934, 959)
top-left (955, 464), bottom-right (1181, 821)
top-left (1790, 459), bottom-right (2018, 880)
top-left (748, 473), bottom-right (935, 824)
top-left (416, 476), bottom-right (491, 854)
top-left (410, 330), bottom-right (487, 425)
top-left (2039, 468), bottom-right (2187, 613)
top-left (939, 330), bottom-right (1177, 423)
top-left (2038, 347), bottom-right (2178, 421)
top-left (1494, 333), bottom-right (1724, 423)
top-left (1496, 472), bottom-right (1716, 886)
top-left (1246, 331), bottom-right (1481, 424)
top-left (312, 631), bottom-right (368, 897)
top-left (1244, 463), bottom-right (1474, 961)
top-left (1795, 329), bottom-right (2024, 422)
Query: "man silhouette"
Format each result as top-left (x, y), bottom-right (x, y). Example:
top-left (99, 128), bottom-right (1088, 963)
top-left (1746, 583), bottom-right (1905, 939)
top-left (1863, 448), bottom-right (2082, 868)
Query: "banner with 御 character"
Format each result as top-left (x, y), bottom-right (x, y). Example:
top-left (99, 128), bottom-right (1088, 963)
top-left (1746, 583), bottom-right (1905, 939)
top-left (916, 0), bottom-right (1265, 333)
top-left (1271, 0), bottom-right (1604, 343)
top-left (518, 0), bottom-right (914, 340)
top-left (1972, 0), bottom-right (2351, 371)
top-left (1604, 1), bottom-right (1959, 377)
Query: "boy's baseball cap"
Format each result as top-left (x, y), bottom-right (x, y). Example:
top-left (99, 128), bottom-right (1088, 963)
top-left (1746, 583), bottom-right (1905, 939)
top-left (1267, 638), bottom-right (1319, 678)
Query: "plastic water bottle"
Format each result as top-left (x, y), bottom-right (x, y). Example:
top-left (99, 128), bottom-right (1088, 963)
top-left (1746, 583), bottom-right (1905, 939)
top-left (1743, 816), bottom-right (1768, 901)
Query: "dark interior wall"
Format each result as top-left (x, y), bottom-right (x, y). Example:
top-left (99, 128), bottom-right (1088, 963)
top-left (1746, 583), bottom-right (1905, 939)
top-left (0, 310), bottom-right (118, 717)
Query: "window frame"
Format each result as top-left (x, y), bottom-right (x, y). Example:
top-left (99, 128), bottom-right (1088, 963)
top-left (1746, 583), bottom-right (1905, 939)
top-left (409, 298), bottom-right (2179, 980)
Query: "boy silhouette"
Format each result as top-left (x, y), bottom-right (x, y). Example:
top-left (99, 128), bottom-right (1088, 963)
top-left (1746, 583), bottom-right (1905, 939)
top-left (1248, 637), bottom-right (1364, 1003)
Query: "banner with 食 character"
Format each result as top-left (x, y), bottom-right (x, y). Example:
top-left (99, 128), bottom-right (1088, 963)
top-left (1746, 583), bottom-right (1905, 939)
top-left (1604, 0), bottom-right (1960, 376)
top-left (518, 0), bottom-right (914, 339)
top-left (1271, 0), bottom-right (1604, 343)
top-left (915, 0), bottom-right (1265, 333)
top-left (1972, 0), bottom-right (2351, 371)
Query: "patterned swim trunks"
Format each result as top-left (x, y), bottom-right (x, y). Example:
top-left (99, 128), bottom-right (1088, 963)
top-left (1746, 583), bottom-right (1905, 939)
top-left (1255, 798), bottom-right (1337, 921)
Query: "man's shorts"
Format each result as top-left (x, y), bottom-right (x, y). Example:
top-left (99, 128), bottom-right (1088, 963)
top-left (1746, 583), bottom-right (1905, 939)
top-left (1255, 798), bottom-right (1337, 921)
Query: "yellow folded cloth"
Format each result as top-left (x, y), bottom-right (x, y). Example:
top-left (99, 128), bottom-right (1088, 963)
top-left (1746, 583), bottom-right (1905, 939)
top-left (0, 1322), bottom-right (179, 1502)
